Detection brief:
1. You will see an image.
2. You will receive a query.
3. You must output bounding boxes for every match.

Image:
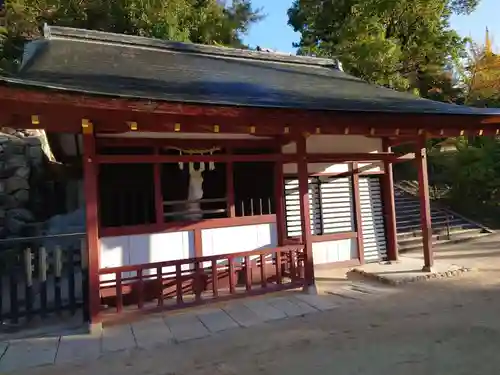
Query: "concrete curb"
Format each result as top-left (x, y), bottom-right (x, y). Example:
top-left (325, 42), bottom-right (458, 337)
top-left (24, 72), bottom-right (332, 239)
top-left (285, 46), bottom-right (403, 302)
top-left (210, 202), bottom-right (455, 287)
top-left (351, 266), bottom-right (474, 286)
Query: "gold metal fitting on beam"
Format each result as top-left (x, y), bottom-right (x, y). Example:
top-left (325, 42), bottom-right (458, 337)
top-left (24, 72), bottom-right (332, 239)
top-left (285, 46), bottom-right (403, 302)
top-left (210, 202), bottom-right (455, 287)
top-left (344, 127), bottom-right (350, 135)
top-left (460, 129), bottom-right (465, 136)
top-left (81, 119), bottom-right (93, 134)
top-left (250, 126), bottom-right (256, 134)
top-left (213, 125), bottom-right (220, 133)
top-left (497, 129), bottom-right (500, 135)
top-left (128, 121), bottom-right (138, 131)
top-left (479, 129), bottom-right (484, 136)
top-left (31, 115), bottom-right (40, 125)
top-left (174, 123), bottom-right (181, 132)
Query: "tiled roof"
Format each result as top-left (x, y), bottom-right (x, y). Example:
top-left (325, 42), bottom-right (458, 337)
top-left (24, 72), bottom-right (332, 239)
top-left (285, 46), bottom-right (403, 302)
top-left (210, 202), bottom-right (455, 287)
top-left (1, 25), bottom-right (499, 116)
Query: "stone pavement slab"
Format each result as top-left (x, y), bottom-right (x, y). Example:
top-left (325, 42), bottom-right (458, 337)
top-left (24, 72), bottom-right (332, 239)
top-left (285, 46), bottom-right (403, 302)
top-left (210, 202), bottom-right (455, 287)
top-left (196, 308), bottom-right (239, 333)
top-left (165, 312), bottom-right (210, 342)
top-left (294, 294), bottom-right (341, 311)
top-left (132, 316), bottom-right (174, 349)
top-left (102, 324), bottom-right (136, 353)
top-left (222, 302), bottom-right (264, 327)
top-left (243, 299), bottom-right (287, 321)
top-left (268, 296), bottom-right (318, 317)
top-left (0, 337), bottom-right (59, 373)
top-left (0, 273), bottom-right (410, 373)
top-left (349, 282), bottom-right (397, 296)
top-left (55, 333), bottom-right (101, 364)
top-left (326, 285), bottom-right (375, 300)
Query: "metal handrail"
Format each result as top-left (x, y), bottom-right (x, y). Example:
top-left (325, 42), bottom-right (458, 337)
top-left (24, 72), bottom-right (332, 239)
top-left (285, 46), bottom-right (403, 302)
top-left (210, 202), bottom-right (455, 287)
top-left (396, 182), bottom-right (453, 239)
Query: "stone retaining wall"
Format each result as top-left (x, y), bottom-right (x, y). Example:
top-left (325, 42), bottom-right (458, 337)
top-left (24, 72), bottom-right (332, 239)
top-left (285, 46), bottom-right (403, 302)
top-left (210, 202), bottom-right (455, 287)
top-left (0, 128), bottom-right (55, 238)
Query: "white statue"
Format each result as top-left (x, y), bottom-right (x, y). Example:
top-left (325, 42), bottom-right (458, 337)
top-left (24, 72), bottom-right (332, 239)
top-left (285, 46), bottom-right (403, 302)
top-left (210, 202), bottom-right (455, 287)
top-left (185, 163), bottom-right (204, 221)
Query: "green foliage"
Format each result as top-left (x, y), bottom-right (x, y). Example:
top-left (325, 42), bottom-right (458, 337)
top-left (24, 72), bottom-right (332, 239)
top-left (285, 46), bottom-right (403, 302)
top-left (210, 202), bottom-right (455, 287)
top-left (435, 137), bottom-right (500, 202)
top-left (288, 0), bottom-right (474, 92)
top-left (0, 0), bottom-right (263, 74)
top-left (427, 38), bottom-right (500, 220)
top-left (461, 40), bottom-right (500, 106)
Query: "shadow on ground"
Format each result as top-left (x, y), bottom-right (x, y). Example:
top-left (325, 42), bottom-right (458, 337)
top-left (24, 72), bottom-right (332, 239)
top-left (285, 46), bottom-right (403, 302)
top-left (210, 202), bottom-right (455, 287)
top-left (15, 271), bottom-right (500, 375)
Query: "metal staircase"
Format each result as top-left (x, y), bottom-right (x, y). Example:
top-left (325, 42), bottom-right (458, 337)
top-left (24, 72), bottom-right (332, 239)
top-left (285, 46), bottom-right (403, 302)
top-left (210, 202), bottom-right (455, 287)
top-left (395, 183), bottom-right (493, 252)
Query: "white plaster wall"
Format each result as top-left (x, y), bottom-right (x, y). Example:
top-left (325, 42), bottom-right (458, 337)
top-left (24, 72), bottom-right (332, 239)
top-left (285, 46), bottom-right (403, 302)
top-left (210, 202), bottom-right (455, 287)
top-left (282, 135), bottom-right (384, 174)
top-left (312, 238), bottom-right (358, 265)
top-left (201, 223), bottom-right (278, 266)
top-left (99, 231), bottom-right (195, 282)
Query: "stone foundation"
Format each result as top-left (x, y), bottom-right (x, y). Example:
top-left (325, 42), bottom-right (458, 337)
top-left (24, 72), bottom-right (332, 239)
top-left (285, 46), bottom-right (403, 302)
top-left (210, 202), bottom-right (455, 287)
top-left (351, 258), bottom-right (473, 286)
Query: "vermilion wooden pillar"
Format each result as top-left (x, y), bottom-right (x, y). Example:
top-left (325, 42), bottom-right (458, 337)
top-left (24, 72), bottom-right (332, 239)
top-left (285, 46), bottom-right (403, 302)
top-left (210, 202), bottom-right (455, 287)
top-left (82, 122), bottom-right (101, 324)
top-left (153, 147), bottom-right (164, 225)
top-left (226, 161), bottom-right (236, 217)
top-left (381, 138), bottom-right (398, 261)
top-left (415, 136), bottom-right (434, 271)
top-left (350, 162), bottom-right (364, 264)
top-left (296, 136), bottom-right (315, 290)
top-left (274, 158), bottom-right (286, 246)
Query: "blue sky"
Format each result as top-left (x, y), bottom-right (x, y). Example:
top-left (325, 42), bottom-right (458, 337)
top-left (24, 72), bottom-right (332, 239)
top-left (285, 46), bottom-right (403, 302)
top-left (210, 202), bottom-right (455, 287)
top-left (244, 0), bottom-right (498, 54)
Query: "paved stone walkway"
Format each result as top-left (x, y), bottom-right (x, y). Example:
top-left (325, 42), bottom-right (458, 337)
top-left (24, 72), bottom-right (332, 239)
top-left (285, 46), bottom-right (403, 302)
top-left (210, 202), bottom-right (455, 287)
top-left (0, 282), bottom-right (397, 373)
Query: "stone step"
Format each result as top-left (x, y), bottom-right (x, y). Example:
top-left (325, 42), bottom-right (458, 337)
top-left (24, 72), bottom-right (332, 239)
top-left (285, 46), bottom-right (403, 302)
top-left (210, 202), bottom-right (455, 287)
top-left (397, 214), bottom-right (466, 225)
top-left (398, 229), bottom-right (490, 253)
top-left (398, 227), bottom-right (480, 245)
top-left (396, 216), bottom-right (463, 228)
top-left (396, 223), bottom-right (478, 239)
top-left (395, 204), bottom-right (445, 214)
top-left (395, 200), bottom-right (419, 206)
top-left (396, 219), bottom-right (473, 233)
top-left (396, 212), bottom-right (458, 224)
top-left (393, 187), bottom-right (491, 252)
top-left (394, 200), bottom-right (420, 206)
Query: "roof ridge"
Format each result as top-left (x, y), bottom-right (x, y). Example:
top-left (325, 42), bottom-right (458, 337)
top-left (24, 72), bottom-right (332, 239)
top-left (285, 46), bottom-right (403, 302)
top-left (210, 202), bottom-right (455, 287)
top-left (43, 24), bottom-right (341, 69)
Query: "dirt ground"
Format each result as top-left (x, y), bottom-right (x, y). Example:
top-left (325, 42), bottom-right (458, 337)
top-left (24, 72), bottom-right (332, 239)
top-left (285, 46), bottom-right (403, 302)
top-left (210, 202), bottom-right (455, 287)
top-left (21, 267), bottom-right (500, 375)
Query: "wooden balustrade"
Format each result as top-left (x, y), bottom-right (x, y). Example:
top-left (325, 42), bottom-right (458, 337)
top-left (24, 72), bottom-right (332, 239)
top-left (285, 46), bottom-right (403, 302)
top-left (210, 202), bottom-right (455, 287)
top-left (236, 197), bottom-right (274, 217)
top-left (98, 245), bottom-right (304, 318)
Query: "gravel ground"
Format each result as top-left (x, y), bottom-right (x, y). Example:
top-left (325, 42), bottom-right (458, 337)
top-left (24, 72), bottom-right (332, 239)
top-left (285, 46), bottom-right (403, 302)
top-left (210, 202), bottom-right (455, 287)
top-left (21, 269), bottom-right (500, 375)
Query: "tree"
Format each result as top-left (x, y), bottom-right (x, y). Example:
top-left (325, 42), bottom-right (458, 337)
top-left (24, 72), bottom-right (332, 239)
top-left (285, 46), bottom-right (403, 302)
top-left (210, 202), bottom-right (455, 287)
top-left (462, 29), bottom-right (500, 107)
top-left (0, 0), bottom-right (263, 74)
top-left (288, 0), bottom-right (478, 92)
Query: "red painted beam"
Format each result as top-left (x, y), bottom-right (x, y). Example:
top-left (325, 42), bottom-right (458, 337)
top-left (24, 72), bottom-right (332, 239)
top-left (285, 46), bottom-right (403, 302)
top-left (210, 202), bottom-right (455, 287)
top-left (1, 86), bottom-right (499, 136)
top-left (94, 152), bottom-right (403, 165)
top-left (96, 137), bottom-right (287, 150)
top-left (100, 214), bottom-right (277, 237)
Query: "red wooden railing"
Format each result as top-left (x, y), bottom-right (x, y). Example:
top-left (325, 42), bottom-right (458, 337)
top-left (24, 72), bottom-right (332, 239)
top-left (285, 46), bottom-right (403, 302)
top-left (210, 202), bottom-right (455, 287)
top-left (98, 245), bottom-right (304, 318)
